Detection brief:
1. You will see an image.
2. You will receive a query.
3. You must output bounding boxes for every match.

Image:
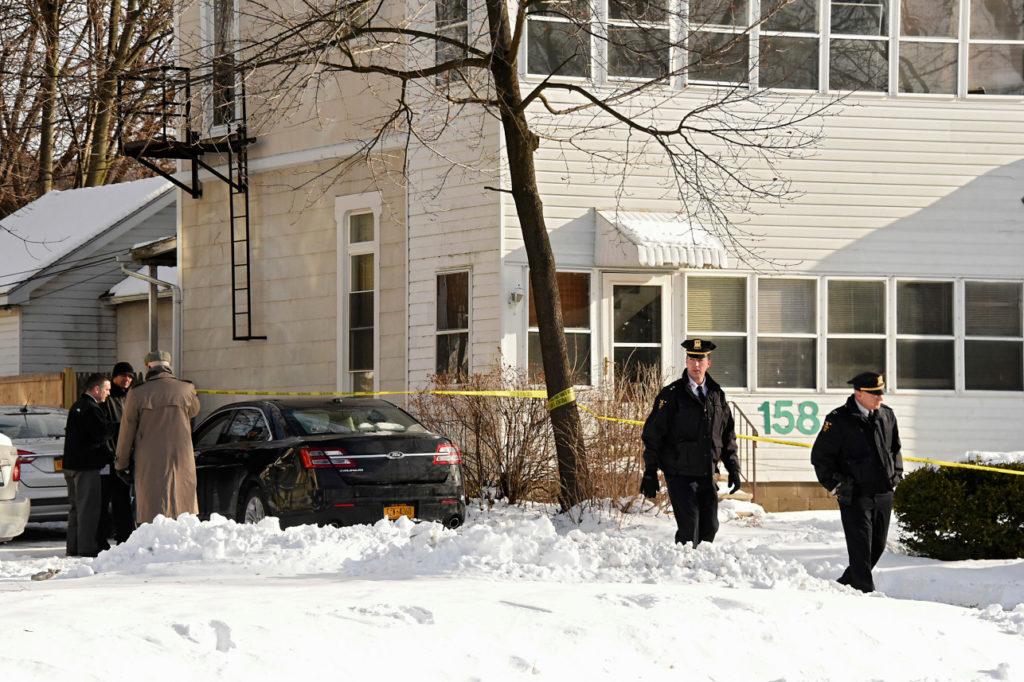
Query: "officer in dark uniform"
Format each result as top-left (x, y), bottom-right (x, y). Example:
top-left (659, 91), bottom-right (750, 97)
top-left (640, 338), bottom-right (741, 547)
top-left (811, 371), bottom-right (903, 593)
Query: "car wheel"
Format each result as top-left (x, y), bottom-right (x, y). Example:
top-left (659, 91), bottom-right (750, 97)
top-left (239, 487), bottom-right (269, 524)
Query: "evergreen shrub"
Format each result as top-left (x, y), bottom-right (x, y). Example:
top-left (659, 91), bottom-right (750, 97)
top-left (893, 462), bottom-right (1024, 560)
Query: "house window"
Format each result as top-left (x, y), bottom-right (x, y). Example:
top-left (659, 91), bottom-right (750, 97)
top-left (829, 0), bottom-right (889, 92)
top-left (964, 281), bottom-right (1023, 390)
top-left (759, 0), bottom-right (819, 90)
top-left (899, 0), bottom-right (958, 94)
top-left (608, 0), bottom-right (671, 79)
top-left (896, 280), bottom-right (954, 389)
top-left (436, 271), bottom-right (470, 378)
top-left (436, 0), bottom-right (468, 82)
top-left (688, 0), bottom-right (751, 84)
top-left (687, 275), bottom-right (747, 387)
top-left (968, 0), bottom-right (1024, 94)
top-left (757, 278), bottom-right (816, 389)
top-left (526, 0), bottom-right (592, 77)
top-left (529, 272), bottom-right (591, 384)
top-left (826, 280), bottom-right (886, 388)
top-left (211, 0), bottom-right (236, 128)
top-left (347, 213), bottom-right (375, 392)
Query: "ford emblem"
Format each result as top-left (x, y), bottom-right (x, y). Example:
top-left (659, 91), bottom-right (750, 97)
top-left (386, 451), bottom-right (405, 459)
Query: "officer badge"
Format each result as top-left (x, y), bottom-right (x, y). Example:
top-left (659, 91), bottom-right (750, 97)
top-left (694, 339), bottom-right (701, 349)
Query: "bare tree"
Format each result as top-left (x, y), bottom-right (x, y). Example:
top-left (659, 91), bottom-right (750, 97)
top-left (0, 0), bottom-right (172, 218)
top-left (177, 0), bottom-right (833, 511)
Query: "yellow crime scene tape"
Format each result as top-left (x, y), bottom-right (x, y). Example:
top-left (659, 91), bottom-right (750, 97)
top-left (196, 388), bottom-right (1024, 476)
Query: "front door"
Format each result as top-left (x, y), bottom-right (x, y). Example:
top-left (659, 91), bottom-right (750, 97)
top-left (602, 274), bottom-right (672, 386)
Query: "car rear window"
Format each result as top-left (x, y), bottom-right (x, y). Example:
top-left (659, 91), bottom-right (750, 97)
top-left (0, 410), bottom-right (68, 439)
top-left (282, 403), bottom-right (427, 436)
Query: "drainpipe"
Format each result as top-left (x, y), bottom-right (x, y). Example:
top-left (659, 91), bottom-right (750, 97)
top-left (117, 259), bottom-right (183, 374)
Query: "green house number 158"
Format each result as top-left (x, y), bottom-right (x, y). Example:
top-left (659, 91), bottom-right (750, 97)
top-left (757, 401), bottom-right (821, 435)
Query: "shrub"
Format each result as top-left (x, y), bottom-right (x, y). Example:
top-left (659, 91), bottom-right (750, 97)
top-left (893, 462), bottom-right (1024, 560)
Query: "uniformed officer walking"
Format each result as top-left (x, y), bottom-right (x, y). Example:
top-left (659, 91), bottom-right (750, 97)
top-left (811, 371), bottom-right (903, 593)
top-left (641, 338), bottom-right (742, 547)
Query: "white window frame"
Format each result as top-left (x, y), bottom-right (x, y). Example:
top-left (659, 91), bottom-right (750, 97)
top-left (755, 275), bottom-right (819, 391)
top-left (335, 192), bottom-right (382, 393)
top-left (822, 277), bottom-right (888, 391)
top-left (684, 271), bottom-right (750, 389)
top-left (962, 279), bottom-right (1024, 391)
top-left (435, 268), bottom-right (472, 378)
top-left (893, 277), bottom-right (957, 392)
top-left (527, 270), bottom-right (595, 387)
top-left (601, 272), bottom-right (673, 387)
top-left (200, 0), bottom-right (240, 136)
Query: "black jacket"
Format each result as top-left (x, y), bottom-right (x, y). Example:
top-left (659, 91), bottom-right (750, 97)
top-left (810, 394), bottom-right (903, 496)
top-left (641, 373), bottom-right (739, 477)
top-left (62, 393), bottom-right (115, 471)
top-left (103, 383), bottom-right (129, 445)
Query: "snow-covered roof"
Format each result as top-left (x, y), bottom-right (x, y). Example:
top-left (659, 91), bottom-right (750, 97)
top-left (106, 266), bottom-right (178, 302)
top-left (595, 210), bottom-right (729, 269)
top-left (0, 177), bottom-right (173, 296)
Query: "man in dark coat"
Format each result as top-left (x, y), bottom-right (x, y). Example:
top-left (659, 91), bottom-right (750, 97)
top-left (63, 373), bottom-right (114, 557)
top-left (811, 371), bottom-right (903, 593)
top-left (97, 361), bottom-right (136, 546)
top-left (641, 338), bottom-right (741, 547)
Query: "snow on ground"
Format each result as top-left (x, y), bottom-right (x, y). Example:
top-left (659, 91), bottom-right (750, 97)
top-left (1, 500), bottom-right (1022, 681)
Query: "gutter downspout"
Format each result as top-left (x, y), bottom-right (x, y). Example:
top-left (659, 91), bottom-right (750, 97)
top-left (117, 259), bottom-right (183, 374)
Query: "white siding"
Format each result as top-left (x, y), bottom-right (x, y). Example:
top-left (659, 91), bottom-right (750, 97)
top-left (0, 310), bottom-right (20, 376)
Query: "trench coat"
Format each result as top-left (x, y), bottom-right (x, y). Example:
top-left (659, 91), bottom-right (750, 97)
top-left (115, 371), bottom-right (201, 524)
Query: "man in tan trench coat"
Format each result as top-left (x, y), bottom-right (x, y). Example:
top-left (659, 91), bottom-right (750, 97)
top-left (115, 350), bottom-right (201, 524)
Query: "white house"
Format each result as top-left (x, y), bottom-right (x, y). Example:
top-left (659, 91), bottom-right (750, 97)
top-left (164, 0), bottom-right (1024, 510)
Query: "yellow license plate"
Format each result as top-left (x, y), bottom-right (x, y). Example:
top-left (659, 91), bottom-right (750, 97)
top-left (54, 458), bottom-right (62, 472)
top-left (383, 504), bottom-right (414, 520)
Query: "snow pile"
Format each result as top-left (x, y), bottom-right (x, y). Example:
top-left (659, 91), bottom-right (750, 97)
top-left (965, 451), bottom-right (1024, 465)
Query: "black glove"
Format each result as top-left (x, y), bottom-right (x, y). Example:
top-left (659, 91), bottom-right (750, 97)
top-left (831, 476), bottom-right (854, 505)
top-left (640, 471), bottom-right (659, 499)
top-left (727, 469), bottom-right (742, 494)
top-left (115, 467), bottom-right (133, 486)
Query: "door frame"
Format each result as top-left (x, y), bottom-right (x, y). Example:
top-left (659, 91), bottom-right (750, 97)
top-left (600, 272), bottom-right (675, 388)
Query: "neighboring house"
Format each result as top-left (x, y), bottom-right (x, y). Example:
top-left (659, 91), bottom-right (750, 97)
top-left (164, 1), bottom-right (1024, 509)
top-left (0, 178), bottom-right (175, 376)
top-left (104, 263), bottom-right (176, 371)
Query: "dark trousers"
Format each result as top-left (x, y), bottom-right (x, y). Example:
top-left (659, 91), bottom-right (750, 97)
top-left (665, 474), bottom-right (720, 547)
top-left (64, 469), bottom-right (102, 557)
top-left (838, 491), bottom-right (893, 593)
top-left (97, 473), bottom-right (135, 545)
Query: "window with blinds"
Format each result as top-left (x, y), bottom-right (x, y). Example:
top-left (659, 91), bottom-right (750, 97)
top-left (686, 276), bottom-right (746, 387)
top-left (826, 280), bottom-right (886, 388)
top-left (757, 278), bottom-right (816, 388)
top-left (436, 271), bottom-right (470, 379)
top-left (528, 272), bottom-right (592, 385)
top-left (896, 280), bottom-right (954, 389)
top-left (965, 281), bottom-right (1023, 390)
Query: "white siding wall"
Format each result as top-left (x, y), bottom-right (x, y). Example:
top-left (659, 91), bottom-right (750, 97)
top-left (0, 309), bottom-right (20, 376)
top-left (18, 202), bottom-right (176, 374)
top-left (495, 89), bottom-right (1024, 481)
top-left (406, 109), bottom-right (503, 388)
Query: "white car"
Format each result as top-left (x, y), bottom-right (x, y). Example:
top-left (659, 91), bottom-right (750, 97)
top-left (0, 432), bottom-right (30, 542)
top-left (0, 406), bottom-right (69, 521)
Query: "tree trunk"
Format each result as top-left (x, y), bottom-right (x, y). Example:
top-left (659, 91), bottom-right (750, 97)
top-left (34, 0), bottom-right (60, 195)
top-left (484, 0), bottom-right (589, 511)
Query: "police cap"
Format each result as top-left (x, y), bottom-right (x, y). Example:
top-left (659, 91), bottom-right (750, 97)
top-left (848, 371), bottom-right (885, 394)
top-left (682, 338), bottom-right (716, 358)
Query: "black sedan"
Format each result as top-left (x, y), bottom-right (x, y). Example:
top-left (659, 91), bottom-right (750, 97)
top-left (192, 398), bottom-right (466, 529)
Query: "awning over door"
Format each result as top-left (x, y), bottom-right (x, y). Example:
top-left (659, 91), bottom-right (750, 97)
top-left (595, 210), bottom-right (729, 269)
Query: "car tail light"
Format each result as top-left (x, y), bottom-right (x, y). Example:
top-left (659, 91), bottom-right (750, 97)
top-left (12, 458), bottom-right (20, 482)
top-left (300, 447), bottom-right (355, 469)
top-left (433, 443), bottom-right (461, 465)
top-left (17, 450), bottom-right (35, 462)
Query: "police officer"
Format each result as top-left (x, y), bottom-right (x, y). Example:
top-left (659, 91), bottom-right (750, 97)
top-left (811, 371), bottom-right (903, 593)
top-left (640, 338), bottom-right (741, 547)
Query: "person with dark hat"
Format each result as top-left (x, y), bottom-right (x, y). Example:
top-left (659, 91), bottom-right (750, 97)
top-left (640, 338), bottom-right (741, 547)
top-left (811, 371), bottom-right (903, 593)
top-left (97, 361), bottom-right (136, 546)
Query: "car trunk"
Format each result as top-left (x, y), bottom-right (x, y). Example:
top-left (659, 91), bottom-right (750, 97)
top-left (303, 433), bottom-right (453, 486)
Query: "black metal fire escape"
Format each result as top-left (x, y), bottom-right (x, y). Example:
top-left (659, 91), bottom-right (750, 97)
top-left (117, 66), bottom-right (265, 341)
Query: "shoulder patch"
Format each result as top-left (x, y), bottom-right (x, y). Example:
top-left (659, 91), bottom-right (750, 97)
top-left (656, 399), bottom-right (667, 410)
top-left (821, 420), bottom-right (831, 433)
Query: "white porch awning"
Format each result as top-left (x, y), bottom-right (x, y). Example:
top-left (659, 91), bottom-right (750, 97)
top-left (595, 210), bottom-right (729, 269)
